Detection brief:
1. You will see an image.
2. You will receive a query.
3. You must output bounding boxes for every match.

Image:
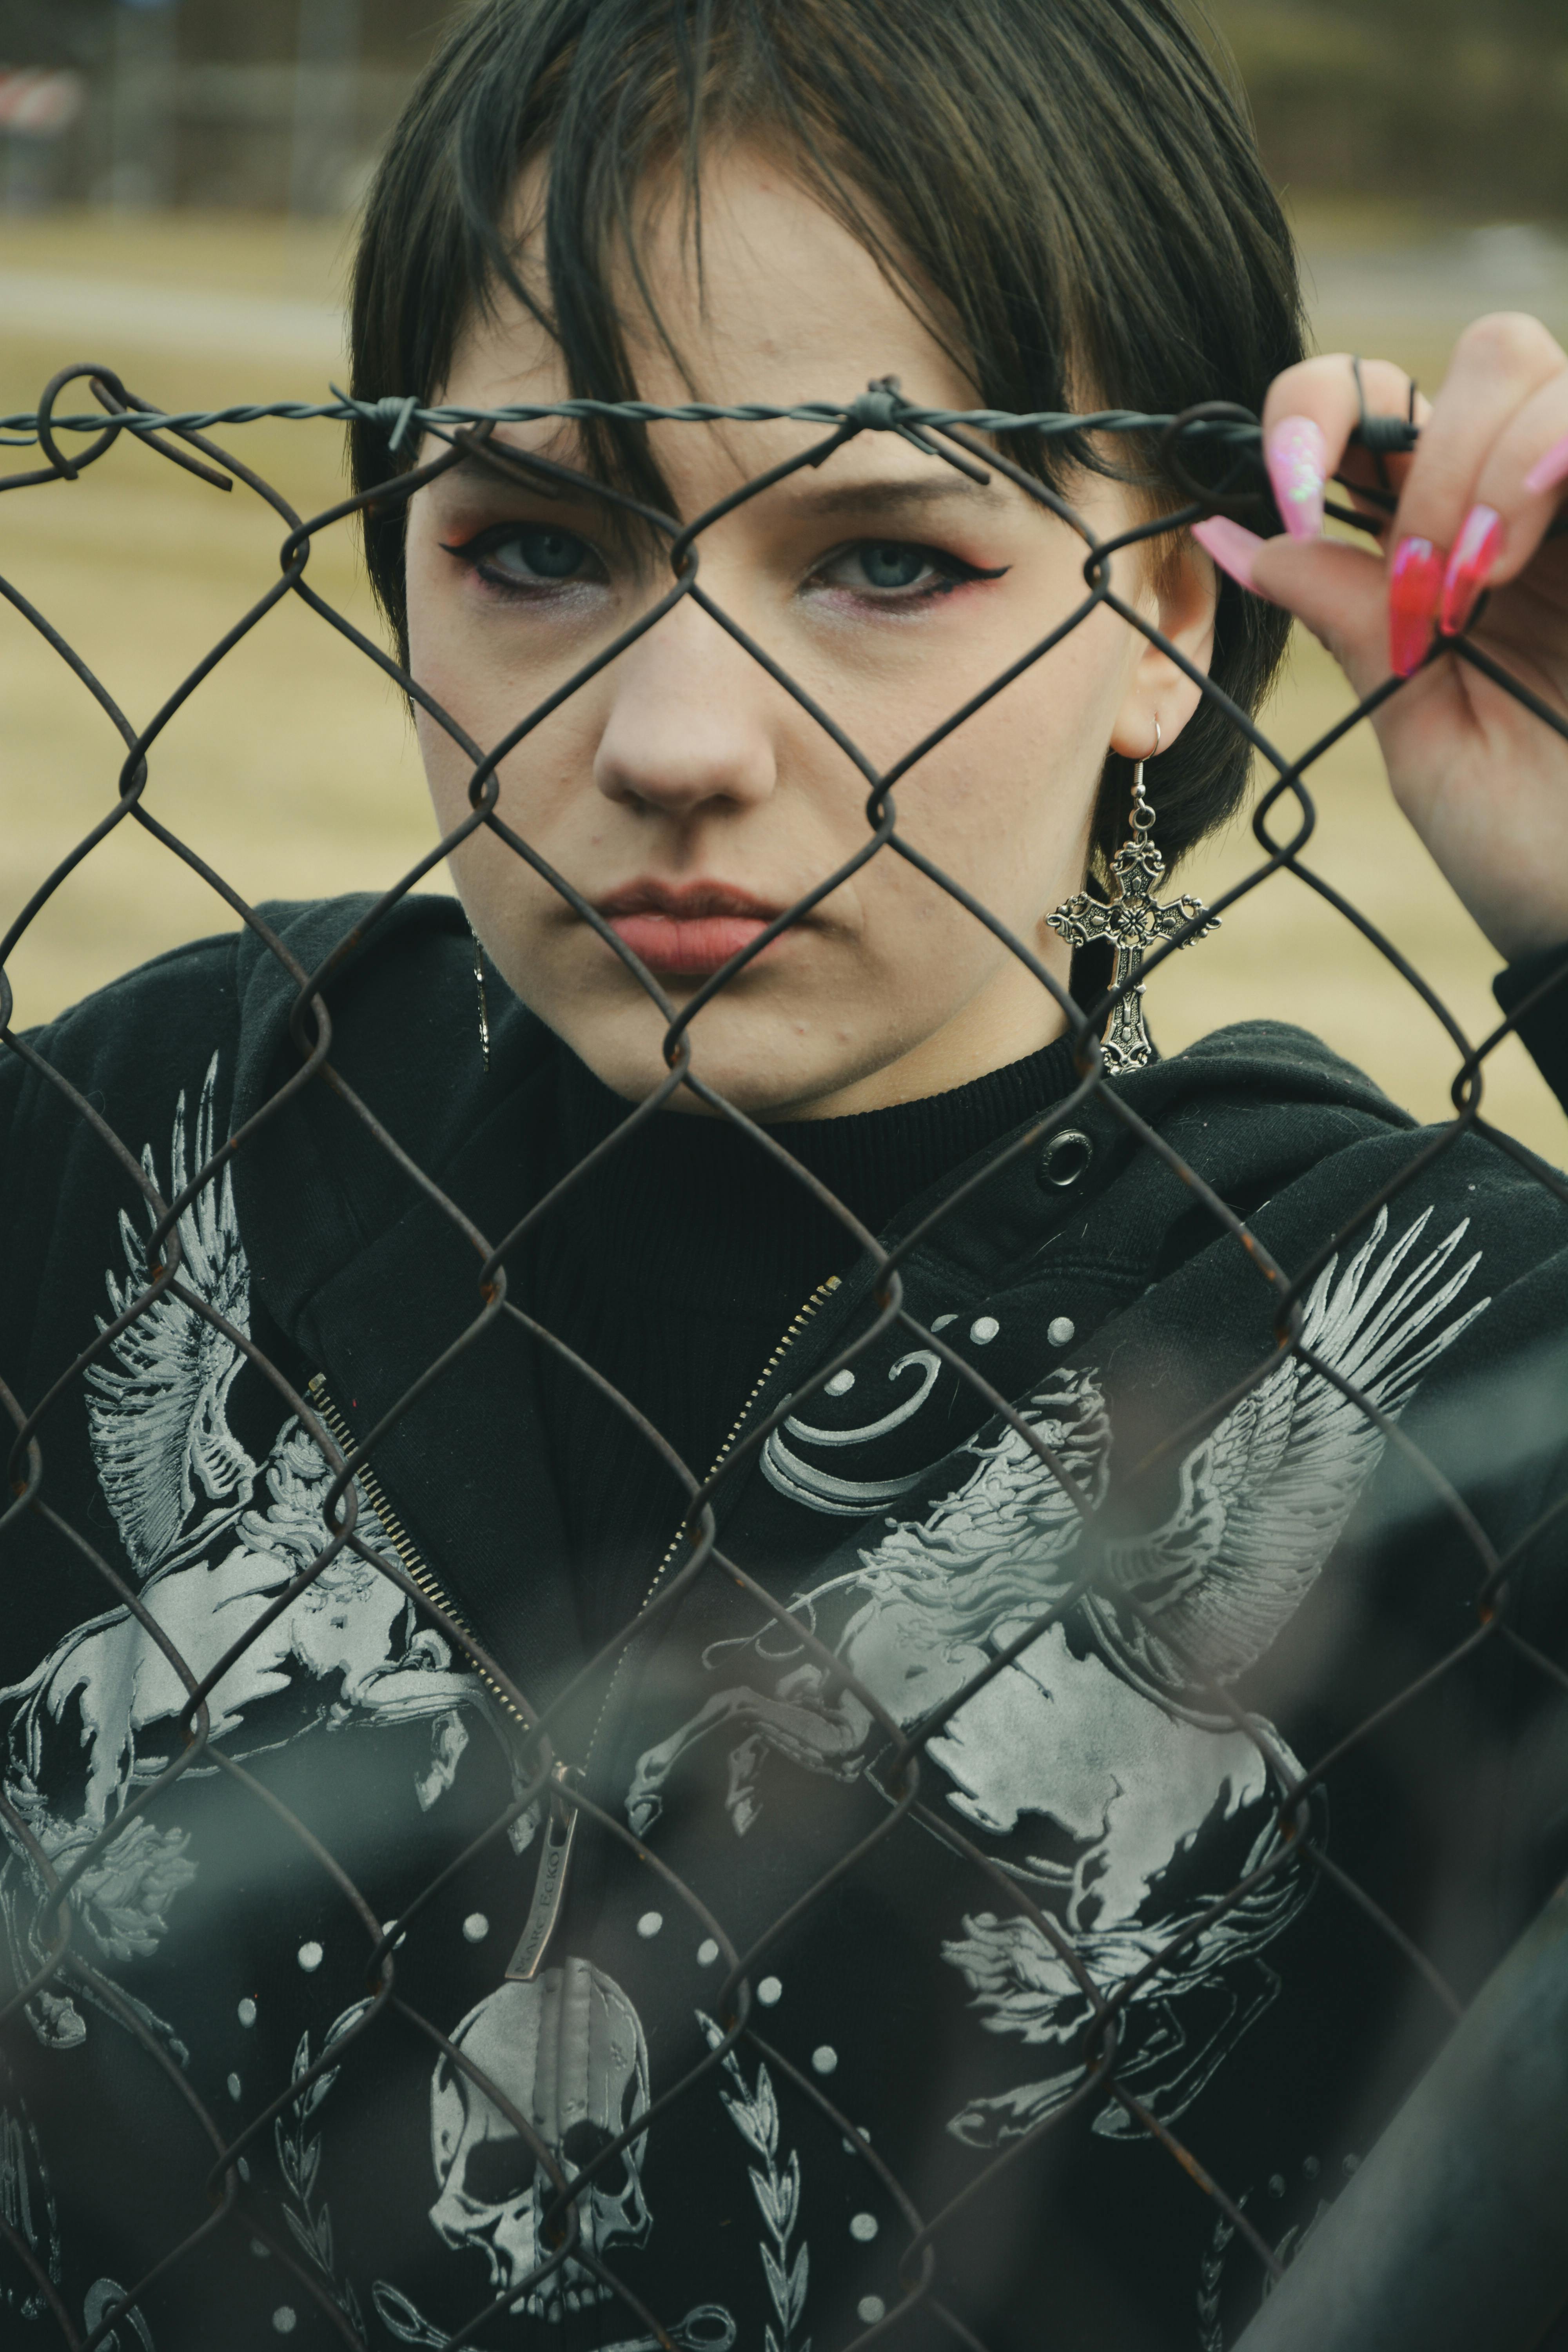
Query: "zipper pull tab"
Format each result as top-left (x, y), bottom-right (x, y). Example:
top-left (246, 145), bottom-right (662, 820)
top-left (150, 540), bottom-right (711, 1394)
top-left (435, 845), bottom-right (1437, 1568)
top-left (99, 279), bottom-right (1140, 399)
top-left (505, 1760), bottom-right (578, 1982)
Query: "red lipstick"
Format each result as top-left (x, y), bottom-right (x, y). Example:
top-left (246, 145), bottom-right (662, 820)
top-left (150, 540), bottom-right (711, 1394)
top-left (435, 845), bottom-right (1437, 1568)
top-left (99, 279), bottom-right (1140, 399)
top-left (593, 880), bottom-right (793, 976)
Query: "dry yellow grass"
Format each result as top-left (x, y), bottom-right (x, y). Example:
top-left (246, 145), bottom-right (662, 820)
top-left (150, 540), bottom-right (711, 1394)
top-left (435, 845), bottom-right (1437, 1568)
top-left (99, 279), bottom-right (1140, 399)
top-left (1147, 646), bottom-right (1563, 1152)
top-left (0, 214), bottom-right (432, 1026)
top-left (0, 208), bottom-right (1563, 1157)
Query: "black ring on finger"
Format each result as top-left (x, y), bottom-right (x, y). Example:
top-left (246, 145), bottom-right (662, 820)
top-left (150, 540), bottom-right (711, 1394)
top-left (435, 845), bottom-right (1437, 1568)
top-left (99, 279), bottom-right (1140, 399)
top-left (1348, 354), bottom-right (1421, 476)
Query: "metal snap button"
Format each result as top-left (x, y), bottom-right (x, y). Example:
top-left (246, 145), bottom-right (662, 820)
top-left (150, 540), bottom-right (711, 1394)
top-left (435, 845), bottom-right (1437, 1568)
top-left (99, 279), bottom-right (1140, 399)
top-left (1038, 1129), bottom-right (1093, 1189)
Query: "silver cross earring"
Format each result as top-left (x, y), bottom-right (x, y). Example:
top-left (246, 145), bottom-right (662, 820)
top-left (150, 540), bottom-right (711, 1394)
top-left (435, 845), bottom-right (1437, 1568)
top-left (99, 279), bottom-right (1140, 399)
top-left (1047, 721), bottom-right (1219, 1074)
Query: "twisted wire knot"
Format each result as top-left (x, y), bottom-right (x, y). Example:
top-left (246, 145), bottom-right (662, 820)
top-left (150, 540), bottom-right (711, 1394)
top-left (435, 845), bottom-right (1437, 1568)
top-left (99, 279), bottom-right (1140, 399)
top-left (849, 378), bottom-right (906, 430)
top-left (372, 394), bottom-right (421, 452)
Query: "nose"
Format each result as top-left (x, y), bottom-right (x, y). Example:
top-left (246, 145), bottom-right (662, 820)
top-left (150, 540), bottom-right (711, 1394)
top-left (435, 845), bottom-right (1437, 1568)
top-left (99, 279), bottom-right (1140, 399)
top-left (592, 590), bottom-right (778, 818)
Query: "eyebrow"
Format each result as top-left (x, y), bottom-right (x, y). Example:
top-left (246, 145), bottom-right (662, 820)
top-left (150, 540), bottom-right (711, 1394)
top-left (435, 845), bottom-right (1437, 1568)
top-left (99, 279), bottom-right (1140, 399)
top-left (443, 447), bottom-right (1014, 524)
top-left (780, 472), bottom-right (1014, 522)
top-left (446, 437), bottom-right (581, 499)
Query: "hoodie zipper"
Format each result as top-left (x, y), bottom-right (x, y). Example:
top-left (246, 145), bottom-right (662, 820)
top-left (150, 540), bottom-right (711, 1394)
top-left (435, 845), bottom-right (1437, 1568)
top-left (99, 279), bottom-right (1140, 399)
top-left (503, 1270), bottom-right (835, 1984)
top-left (307, 1374), bottom-right (577, 1980)
top-left (581, 1271), bottom-right (844, 1782)
top-left (305, 1374), bottom-right (525, 1728)
top-left (310, 1274), bottom-right (841, 1984)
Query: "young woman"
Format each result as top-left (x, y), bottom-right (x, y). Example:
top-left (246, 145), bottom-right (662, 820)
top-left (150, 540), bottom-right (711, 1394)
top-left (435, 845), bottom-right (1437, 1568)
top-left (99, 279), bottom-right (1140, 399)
top-left (3, 2), bottom-right (1568, 2347)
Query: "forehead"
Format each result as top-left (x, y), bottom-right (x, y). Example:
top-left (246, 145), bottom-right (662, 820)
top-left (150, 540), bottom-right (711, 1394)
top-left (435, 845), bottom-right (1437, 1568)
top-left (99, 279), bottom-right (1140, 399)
top-left (440, 143), bottom-right (978, 426)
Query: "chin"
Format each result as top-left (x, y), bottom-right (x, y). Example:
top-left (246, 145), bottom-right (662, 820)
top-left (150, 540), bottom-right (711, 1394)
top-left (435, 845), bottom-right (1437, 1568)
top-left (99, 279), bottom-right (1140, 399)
top-left (562, 1011), bottom-right (860, 1123)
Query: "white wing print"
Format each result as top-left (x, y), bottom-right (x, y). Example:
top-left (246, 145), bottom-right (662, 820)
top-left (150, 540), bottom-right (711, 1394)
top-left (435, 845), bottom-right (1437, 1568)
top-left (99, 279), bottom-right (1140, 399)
top-left (1089, 1205), bottom-right (1489, 1696)
top-left (83, 1054), bottom-right (256, 1578)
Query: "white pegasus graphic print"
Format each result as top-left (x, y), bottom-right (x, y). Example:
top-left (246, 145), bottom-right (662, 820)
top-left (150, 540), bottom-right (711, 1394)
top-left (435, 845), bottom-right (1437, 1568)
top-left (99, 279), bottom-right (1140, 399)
top-left (628, 1207), bottom-right (1489, 2146)
top-left (1084, 1205), bottom-right (1490, 1703)
top-left (0, 1058), bottom-right (503, 2047)
top-left (83, 1067), bottom-right (256, 1579)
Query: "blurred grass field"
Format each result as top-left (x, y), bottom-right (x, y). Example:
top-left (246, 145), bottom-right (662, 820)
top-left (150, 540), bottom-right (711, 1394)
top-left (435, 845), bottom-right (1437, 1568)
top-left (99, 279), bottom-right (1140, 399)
top-left (0, 204), bottom-right (1564, 1156)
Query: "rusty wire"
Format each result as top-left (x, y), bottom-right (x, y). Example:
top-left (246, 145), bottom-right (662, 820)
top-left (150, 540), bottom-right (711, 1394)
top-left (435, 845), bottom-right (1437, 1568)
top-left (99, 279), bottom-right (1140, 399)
top-left (0, 358), bottom-right (1566, 2352)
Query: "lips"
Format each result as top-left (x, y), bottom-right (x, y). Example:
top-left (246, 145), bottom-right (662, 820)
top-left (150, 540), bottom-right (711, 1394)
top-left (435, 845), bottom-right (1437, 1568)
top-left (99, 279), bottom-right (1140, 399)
top-left (593, 882), bottom-right (792, 977)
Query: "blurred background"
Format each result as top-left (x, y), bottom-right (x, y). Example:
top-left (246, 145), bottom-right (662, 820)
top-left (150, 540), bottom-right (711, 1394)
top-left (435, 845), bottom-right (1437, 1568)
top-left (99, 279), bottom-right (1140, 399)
top-left (1, 0), bottom-right (1566, 1149)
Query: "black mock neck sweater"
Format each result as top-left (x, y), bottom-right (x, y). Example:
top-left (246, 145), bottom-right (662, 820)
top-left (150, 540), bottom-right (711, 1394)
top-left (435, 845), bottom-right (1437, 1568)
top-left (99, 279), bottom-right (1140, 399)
top-left (522, 1031), bottom-right (1080, 1644)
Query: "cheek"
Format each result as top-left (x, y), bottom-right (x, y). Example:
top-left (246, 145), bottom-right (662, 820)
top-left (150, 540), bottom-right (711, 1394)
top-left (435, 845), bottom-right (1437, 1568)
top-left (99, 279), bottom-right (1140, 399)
top-left (403, 526), bottom-right (448, 676)
top-left (412, 708), bottom-right (469, 833)
top-left (405, 608), bottom-right (541, 833)
top-left (886, 690), bottom-right (1101, 893)
top-left (898, 608), bottom-right (1127, 855)
top-left (405, 570), bottom-right (479, 815)
top-left (404, 535), bottom-right (533, 740)
top-left (406, 576), bottom-right (606, 820)
top-left (417, 701), bottom-right (610, 881)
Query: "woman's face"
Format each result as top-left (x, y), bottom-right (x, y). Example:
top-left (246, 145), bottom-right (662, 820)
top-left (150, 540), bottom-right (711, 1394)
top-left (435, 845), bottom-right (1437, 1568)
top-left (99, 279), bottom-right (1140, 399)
top-left (405, 146), bottom-right (1216, 1118)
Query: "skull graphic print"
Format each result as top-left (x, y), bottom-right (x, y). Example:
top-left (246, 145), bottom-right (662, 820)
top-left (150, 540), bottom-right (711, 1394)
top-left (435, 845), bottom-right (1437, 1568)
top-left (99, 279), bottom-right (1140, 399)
top-left (428, 1961), bottom-right (653, 2320)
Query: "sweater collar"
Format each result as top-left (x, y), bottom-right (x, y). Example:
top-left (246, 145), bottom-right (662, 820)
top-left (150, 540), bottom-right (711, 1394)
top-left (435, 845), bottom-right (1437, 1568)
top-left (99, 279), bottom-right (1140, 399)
top-left (541, 1030), bottom-right (1083, 1312)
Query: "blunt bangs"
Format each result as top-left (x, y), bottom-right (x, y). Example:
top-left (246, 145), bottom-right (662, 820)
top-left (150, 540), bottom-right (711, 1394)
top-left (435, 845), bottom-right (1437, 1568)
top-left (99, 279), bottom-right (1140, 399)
top-left (350, 0), bottom-right (1307, 875)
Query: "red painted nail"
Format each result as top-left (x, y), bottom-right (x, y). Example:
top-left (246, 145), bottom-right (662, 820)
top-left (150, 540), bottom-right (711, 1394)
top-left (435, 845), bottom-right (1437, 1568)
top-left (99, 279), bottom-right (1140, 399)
top-left (1387, 535), bottom-right (1443, 677)
top-left (1524, 431), bottom-right (1568, 497)
top-left (1191, 516), bottom-right (1270, 594)
top-left (1439, 505), bottom-right (1503, 636)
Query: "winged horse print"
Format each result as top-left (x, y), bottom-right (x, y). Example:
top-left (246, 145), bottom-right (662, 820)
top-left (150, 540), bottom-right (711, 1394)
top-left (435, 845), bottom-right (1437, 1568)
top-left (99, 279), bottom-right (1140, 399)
top-left (626, 1206), bottom-right (1490, 2143)
top-left (0, 1058), bottom-right (504, 2047)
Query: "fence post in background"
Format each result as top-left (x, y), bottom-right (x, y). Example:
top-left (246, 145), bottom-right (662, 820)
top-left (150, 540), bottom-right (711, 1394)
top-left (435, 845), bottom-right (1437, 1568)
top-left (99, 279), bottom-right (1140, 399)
top-left (289, 0), bottom-right (362, 220)
top-left (1232, 1878), bottom-right (1568, 2352)
top-left (0, 71), bottom-right (86, 214)
top-left (109, 0), bottom-right (178, 213)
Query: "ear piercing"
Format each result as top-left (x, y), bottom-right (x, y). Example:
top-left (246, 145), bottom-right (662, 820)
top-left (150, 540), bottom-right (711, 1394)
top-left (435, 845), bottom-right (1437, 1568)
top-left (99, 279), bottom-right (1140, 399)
top-left (1048, 722), bottom-right (1220, 1075)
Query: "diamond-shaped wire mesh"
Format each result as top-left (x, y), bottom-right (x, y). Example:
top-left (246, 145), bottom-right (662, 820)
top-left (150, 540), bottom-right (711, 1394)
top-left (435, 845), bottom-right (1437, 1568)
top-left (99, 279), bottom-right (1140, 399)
top-left (1, 364), bottom-right (1567, 2352)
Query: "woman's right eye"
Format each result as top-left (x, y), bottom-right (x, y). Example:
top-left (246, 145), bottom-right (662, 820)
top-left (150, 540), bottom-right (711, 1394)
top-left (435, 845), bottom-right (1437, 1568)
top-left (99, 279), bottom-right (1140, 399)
top-left (443, 523), bottom-right (602, 593)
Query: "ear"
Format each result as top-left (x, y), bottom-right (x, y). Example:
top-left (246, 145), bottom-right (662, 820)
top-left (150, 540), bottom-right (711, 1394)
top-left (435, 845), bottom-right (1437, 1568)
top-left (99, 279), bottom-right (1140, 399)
top-left (1107, 529), bottom-right (1219, 761)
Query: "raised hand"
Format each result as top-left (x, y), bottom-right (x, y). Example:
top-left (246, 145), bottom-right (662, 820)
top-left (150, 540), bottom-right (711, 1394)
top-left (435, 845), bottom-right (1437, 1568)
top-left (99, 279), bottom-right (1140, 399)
top-left (1192, 319), bottom-right (1568, 964)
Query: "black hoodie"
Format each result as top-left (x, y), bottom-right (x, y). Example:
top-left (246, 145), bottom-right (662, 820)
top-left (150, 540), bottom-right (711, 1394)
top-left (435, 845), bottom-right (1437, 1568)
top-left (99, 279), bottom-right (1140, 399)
top-left (2, 895), bottom-right (1567, 2352)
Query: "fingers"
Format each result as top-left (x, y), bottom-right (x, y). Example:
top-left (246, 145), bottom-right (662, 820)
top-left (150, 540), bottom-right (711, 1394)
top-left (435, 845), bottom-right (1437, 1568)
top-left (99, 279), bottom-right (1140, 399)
top-left (1248, 534), bottom-right (1388, 693)
top-left (1259, 355), bottom-right (1423, 541)
top-left (1386, 313), bottom-right (1568, 662)
top-left (1229, 319), bottom-right (1568, 685)
top-left (1435, 351), bottom-right (1568, 605)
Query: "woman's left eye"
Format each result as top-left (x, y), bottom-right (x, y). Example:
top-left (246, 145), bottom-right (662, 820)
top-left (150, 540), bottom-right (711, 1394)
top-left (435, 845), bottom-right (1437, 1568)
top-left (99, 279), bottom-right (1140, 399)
top-left (488, 525), bottom-right (593, 581)
top-left (814, 541), bottom-right (986, 600)
top-left (443, 521), bottom-right (602, 592)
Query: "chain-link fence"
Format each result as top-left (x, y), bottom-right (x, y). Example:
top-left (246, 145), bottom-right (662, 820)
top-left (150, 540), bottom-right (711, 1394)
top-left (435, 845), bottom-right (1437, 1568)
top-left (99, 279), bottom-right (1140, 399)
top-left (2, 363), bottom-right (1567, 2352)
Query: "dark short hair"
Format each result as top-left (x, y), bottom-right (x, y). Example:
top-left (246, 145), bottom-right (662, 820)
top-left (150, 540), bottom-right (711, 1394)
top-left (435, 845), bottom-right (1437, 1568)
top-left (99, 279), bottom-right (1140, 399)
top-left (350, 0), bottom-right (1305, 876)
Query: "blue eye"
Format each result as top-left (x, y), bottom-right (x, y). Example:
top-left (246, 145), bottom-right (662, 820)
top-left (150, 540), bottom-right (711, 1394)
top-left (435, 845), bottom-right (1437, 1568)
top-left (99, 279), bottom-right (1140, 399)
top-left (487, 525), bottom-right (592, 582)
top-left (813, 540), bottom-right (1001, 601)
top-left (854, 543), bottom-right (932, 591)
top-left (443, 521), bottom-right (601, 593)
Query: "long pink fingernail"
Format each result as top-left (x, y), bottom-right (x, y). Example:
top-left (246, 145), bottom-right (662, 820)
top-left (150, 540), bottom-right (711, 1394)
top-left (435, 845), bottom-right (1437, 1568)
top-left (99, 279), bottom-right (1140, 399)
top-left (1265, 415), bottom-right (1328, 541)
top-left (1387, 535), bottom-right (1443, 677)
top-left (1439, 504), bottom-right (1503, 636)
top-left (1191, 516), bottom-right (1270, 594)
top-left (1524, 431), bottom-right (1568, 497)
